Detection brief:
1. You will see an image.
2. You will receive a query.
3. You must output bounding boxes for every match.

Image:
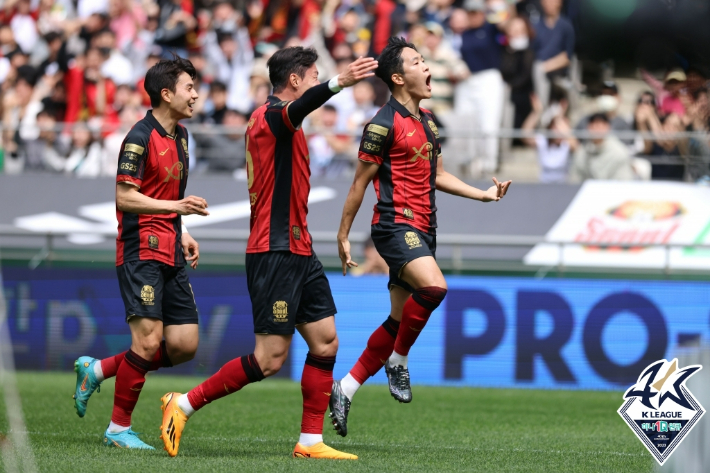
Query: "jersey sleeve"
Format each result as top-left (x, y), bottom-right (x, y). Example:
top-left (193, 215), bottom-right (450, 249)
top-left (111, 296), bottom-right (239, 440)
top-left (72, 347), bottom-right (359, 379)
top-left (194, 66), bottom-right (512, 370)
top-left (264, 100), bottom-right (295, 139)
top-left (116, 127), bottom-right (149, 188)
top-left (358, 122), bottom-right (391, 165)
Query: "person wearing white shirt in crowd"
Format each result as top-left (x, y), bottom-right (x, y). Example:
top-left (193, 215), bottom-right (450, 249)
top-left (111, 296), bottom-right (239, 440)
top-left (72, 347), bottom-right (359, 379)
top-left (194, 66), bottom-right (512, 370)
top-left (65, 123), bottom-right (104, 177)
top-left (10, 0), bottom-right (39, 53)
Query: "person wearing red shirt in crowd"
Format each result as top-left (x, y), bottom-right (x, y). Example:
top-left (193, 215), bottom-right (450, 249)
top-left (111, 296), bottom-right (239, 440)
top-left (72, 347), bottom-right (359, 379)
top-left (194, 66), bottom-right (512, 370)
top-left (72, 55), bottom-right (209, 449)
top-left (158, 47), bottom-right (377, 460)
top-left (330, 37), bottom-right (512, 436)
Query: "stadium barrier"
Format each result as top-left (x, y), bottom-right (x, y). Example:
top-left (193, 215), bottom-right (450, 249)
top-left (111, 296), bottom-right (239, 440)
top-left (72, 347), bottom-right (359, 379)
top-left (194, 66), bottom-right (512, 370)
top-left (3, 267), bottom-right (707, 391)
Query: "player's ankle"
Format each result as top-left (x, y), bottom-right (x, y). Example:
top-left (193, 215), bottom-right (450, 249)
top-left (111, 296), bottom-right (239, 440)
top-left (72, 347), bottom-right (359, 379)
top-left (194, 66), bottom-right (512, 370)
top-left (298, 433), bottom-right (322, 447)
top-left (389, 352), bottom-right (408, 369)
top-left (107, 421), bottom-right (130, 434)
top-left (177, 393), bottom-right (196, 417)
top-left (340, 373), bottom-right (361, 400)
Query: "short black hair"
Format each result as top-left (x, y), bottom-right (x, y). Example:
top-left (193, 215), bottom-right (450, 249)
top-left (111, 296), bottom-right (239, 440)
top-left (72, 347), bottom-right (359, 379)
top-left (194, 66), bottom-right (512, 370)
top-left (210, 80), bottom-right (227, 93)
top-left (375, 37), bottom-right (417, 91)
top-left (323, 104), bottom-right (337, 113)
top-left (144, 55), bottom-right (197, 108)
top-left (266, 46), bottom-right (318, 93)
top-left (588, 113), bottom-right (610, 125)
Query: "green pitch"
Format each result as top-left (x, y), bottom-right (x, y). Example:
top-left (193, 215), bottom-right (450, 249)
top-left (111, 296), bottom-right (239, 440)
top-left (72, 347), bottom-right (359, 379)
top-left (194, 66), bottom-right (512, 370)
top-left (0, 372), bottom-right (652, 472)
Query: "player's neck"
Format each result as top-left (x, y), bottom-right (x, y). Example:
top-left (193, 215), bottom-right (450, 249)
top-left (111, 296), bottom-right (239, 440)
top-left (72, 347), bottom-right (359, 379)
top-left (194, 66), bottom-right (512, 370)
top-left (392, 89), bottom-right (421, 119)
top-left (151, 107), bottom-right (180, 136)
top-left (273, 88), bottom-right (298, 103)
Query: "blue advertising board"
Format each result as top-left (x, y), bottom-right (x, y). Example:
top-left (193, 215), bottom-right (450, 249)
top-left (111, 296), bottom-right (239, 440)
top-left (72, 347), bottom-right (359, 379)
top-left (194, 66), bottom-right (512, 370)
top-left (3, 268), bottom-right (709, 390)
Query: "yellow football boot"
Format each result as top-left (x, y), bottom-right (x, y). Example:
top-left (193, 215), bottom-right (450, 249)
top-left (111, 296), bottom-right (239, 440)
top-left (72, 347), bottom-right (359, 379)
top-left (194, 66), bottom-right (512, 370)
top-left (292, 442), bottom-right (358, 460)
top-left (160, 392), bottom-right (189, 457)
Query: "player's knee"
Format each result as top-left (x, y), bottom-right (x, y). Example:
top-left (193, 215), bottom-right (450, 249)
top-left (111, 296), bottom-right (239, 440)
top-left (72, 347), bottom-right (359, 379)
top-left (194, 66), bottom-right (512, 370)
top-left (413, 286), bottom-right (448, 311)
top-left (257, 349), bottom-right (289, 377)
top-left (310, 333), bottom-right (338, 358)
top-left (133, 336), bottom-right (161, 359)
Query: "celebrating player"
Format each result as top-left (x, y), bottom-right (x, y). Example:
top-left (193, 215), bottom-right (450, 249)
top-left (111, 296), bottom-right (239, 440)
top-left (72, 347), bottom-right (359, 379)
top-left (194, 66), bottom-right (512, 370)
top-left (158, 47), bottom-right (377, 459)
top-left (72, 56), bottom-right (209, 449)
top-left (329, 37), bottom-right (511, 436)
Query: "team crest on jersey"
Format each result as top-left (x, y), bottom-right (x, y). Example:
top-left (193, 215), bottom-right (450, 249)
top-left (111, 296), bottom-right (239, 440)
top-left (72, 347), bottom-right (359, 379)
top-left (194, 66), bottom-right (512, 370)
top-left (618, 358), bottom-right (705, 465)
top-left (292, 226), bottom-right (301, 240)
top-left (140, 285), bottom-right (155, 305)
top-left (148, 235), bottom-right (159, 249)
top-left (273, 301), bottom-right (288, 321)
top-left (403, 208), bottom-right (414, 220)
top-left (404, 231), bottom-right (422, 249)
top-left (427, 120), bottom-right (440, 138)
top-left (164, 161), bottom-right (184, 182)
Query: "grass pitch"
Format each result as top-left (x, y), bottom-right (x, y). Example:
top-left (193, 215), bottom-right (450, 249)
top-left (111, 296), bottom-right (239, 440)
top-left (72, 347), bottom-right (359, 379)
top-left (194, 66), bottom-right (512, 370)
top-left (0, 372), bottom-right (652, 472)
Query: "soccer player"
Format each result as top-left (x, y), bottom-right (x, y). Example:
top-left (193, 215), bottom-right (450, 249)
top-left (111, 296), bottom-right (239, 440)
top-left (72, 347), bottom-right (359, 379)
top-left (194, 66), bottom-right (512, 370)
top-left (329, 37), bottom-right (511, 436)
top-left (72, 56), bottom-right (209, 449)
top-left (158, 47), bottom-right (377, 459)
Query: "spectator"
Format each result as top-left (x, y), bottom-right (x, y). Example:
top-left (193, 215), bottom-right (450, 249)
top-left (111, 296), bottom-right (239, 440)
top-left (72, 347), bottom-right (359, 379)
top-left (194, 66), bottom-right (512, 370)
top-left (420, 21), bottom-right (469, 116)
top-left (24, 109), bottom-right (68, 172)
top-left (200, 81), bottom-right (228, 125)
top-left (530, 0), bottom-right (575, 108)
top-left (10, 0), bottom-right (38, 54)
top-left (199, 109), bottom-right (248, 174)
top-left (204, 25), bottom-right (254, 114)
top-left (500, 16), bottom-right (535, 133)
top-left (686, 67), bottom-right (707, 96)
top-left (2, 65), bottom-right (43, 173)
top-left (63, 47), bottom-right (119, 127)
top-left (153, 0), bottom-right (196, 56)
top-left (444, 8), bottom-right (468, 58)
top-left (521, 95), bottom-right (577, 183)
top-left (64, 122), bottom-right (104, 177)
top-left (307, 105), bottom-right (353, 177)
top-left (346, 80), bottom-right (380, 133)
top-left (571, 113), bottom-right (634, 182)
top-left (575, 80), bottom-right (632, 143)
top-left (641, 68), bottom-right (687, 118)
top-left (94, 28), bottom-right (134, 86)
top-left (108, 0), bottom-right (147, 54)
top-left (455, 0), bottom-right (506, 175)
top-left (636, 105), bottom-right (710, 181)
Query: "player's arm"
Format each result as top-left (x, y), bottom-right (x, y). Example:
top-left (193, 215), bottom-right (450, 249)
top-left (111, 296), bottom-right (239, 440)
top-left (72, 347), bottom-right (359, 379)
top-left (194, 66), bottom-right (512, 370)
top-left (116, 184), bottom-right (210, 216)
top-left (284, 56), bottom-right (378, 129)
top-left (435, 154), bottom-right (511, 202)
top-left (337, 160), bottom-right (380, 275)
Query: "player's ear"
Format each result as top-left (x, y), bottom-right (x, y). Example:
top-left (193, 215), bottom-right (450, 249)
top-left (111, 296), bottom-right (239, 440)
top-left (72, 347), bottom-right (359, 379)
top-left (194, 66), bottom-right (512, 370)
top-left (391, 73), bottom-right (404, 87)
top-left (289, 73), bottom-right (300, 89)
top-left (161, 88), bottom-right (172, 104)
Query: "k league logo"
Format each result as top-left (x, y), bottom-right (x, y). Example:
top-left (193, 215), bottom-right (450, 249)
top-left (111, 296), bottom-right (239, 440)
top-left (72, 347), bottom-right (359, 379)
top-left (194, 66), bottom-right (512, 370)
top-left (618, 359), bottom-right (705, 465)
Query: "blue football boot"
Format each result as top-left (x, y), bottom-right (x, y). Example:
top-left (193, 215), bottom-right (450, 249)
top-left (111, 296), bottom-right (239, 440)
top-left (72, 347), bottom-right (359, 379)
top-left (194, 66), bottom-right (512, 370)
top-left (73, 356), bottom-right (101, 417)
top-left (103, 428), bottom-right (155, 449)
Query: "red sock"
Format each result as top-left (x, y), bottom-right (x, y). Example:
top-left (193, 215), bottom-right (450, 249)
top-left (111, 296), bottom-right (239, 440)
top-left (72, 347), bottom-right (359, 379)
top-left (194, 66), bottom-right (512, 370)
top-left (300, 353), bottom-right (335, 434)
top-left (100, 341), bottom-right (173, 379)
top-left (111, 350), bottom-right (151, 427)
top-left (393, 287), bottom-right (447, 356)
top-left (350, 316), bottom-right (400, 384)
top-left (186, 354), bottom-right (264, 411)
top-left (100, 352), bottom-right (126, 379)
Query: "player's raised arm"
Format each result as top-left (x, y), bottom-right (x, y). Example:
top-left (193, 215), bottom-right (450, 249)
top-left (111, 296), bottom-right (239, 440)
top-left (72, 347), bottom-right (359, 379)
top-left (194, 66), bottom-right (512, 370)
top-left (337, 160), bottom-right (380, 275)
top-left (434, 153), bottom-right (511, 202)
top-left (116, 184), bottom-right (209, 216)
top-left (285, 56), bottom-right (378, 128)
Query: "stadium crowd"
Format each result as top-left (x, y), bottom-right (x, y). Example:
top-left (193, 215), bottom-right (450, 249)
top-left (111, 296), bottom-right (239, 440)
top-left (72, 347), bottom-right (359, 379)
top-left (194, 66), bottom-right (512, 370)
top-left (0, 0), bottom-right (708, 182)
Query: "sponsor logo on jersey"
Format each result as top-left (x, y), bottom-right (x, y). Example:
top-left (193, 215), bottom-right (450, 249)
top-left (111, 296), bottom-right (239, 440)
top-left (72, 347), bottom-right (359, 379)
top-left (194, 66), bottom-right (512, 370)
top-left (123, 143), bottom-right (145, 155)
top-left (148, 235), bottom-right (159, 249)
top-left (403, 208), bottom-right (414, 220)
top-left (292, 226), bottom-right (301, 240)
top-left (410, 142), bottom-right (434, 162)
top-left (163, 161), bottom-right (184, 182)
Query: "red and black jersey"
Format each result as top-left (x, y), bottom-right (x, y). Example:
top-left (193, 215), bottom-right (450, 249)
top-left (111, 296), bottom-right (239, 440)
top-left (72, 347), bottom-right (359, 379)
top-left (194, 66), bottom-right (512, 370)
top-left (115, 110), bottom-right (190, 267)
top-left (358, 96), bottom-right (442, 235)
top-left (245, 96), bottom-right (313, 255)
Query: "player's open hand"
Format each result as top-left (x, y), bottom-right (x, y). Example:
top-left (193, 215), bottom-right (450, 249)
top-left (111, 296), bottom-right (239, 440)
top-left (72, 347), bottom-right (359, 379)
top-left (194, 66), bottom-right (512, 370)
top-left (338, 57), bottom-right (378, 88)
top-left (338, 237), bottom-right (358, 275)
top-left (483, 177), bottom-right (512, 202)
top-left (181, 232), bottom-right (200, 269)
top-left (175, 195), bottom-right (209, 216)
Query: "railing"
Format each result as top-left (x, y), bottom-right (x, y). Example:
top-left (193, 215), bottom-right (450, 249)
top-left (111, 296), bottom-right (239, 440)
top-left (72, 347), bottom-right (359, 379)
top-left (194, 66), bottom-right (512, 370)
top-left (2, 224), bottom-right (710, 276)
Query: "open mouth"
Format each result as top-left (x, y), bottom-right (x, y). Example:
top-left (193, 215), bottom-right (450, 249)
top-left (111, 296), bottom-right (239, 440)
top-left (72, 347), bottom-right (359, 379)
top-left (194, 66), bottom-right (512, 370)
top-left (425, 75), bottom-right (432, 91)
top-left (187, 102), bottom-right (195, 112)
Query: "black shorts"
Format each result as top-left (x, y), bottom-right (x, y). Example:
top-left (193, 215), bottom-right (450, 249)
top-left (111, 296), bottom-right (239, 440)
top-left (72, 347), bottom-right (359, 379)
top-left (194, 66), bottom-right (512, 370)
top-left (116, 260), bottom-right (198, 325)
top-left (371, 222), bottom-right (437, 292)
top-left (246, 251), bottom-right (337, 335)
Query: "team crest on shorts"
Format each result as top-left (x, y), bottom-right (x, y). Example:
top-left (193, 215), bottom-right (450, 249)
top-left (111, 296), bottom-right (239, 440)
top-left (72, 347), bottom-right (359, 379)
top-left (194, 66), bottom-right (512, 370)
top-left (140, 285), bottom-right (155, 306)
top-left (618, 358), bottom-right (705, 465)
top-left (148, 235), bottom-right (159, 249)
top-left (404, 231), bottom-right (422, 249)
top-left (273, 301), bottom-right (288, 322)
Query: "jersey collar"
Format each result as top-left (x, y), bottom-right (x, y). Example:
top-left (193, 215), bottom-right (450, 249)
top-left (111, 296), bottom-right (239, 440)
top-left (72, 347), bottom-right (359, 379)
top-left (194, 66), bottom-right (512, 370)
top-left (387, 96), bottom-right (422, 121)
top-left (146, 110), bottom-right (176, 140)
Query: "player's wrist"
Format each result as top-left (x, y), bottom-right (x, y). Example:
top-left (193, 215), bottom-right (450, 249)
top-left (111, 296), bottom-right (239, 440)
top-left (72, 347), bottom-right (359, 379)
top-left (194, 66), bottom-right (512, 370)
top-left (330, 75), bottom-right (343, 92)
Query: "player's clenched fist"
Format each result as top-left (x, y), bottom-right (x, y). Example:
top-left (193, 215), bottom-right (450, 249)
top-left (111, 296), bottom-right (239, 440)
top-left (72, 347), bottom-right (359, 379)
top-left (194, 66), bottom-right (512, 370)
top-left (175, 195), bottom-right (209, 216)
top-left (338, 57), bottom-right (378, 89)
